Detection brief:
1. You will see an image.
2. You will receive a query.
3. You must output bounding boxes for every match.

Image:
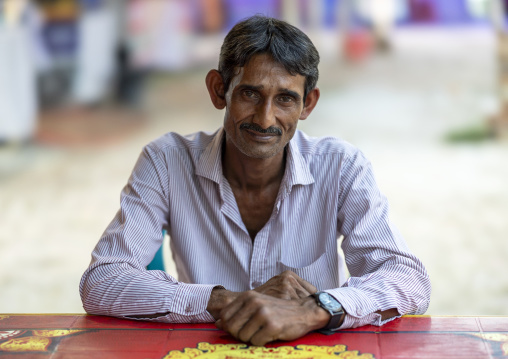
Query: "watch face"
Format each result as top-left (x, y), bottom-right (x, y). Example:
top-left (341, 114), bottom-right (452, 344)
top-left (318, 292), bottom-right (342, 312)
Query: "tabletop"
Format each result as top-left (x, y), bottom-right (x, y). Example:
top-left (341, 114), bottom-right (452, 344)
top-left (0, 314), bottom-right (507, 358)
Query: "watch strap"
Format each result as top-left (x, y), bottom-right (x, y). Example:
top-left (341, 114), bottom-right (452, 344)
top-left (311, 292), bottom-right (345, 331)
top-left (325, 308), bottom-right (345, 330)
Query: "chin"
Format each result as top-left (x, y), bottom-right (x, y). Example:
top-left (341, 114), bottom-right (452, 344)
top-left (239, 146), bottom-right (283, 160)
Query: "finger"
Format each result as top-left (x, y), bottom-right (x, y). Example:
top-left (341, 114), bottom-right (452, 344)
top-left (250, 330), bottom-right (274, 347)
top-left (219, 293), bottom-right (247, 323)
top-left (280, 276), bottom-right (312, 298)
top-left (279, 282), bottom-right (300, 300)
top-left (236, 311), bottom-right (264, 343)
top-left (248, 318), bottom-right (281, 346)
top-left (260, 282), bottom-right (299, 300)
top-left (236, 305), bottom-right (279, 344)
top-left (292, 275), bottom-right (317, 296)
top-left (276, 271), bottom-right (308, 299)
top-left (293, 285), bottom-right (313, 298)
top-left (249, 314), bottom-right (309, 346)
top-left (279, 271), bottom-right (316, 295)
top-left (217, 297), bottom-right (247, 336)
top-left (220, 292), bottom-right (260, 339)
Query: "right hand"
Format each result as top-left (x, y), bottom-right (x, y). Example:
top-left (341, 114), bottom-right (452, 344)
top-left (253, 271), bottom-right (317, 300)
top-left (206, 271), bottom-right (316, 320)
top-left (215, 290), bottom-right (329, 346)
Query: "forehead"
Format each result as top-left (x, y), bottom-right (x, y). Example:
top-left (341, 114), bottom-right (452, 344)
top-left (230, 54), bottom-right (306, 94)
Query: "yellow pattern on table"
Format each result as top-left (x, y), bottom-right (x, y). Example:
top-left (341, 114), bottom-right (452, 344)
top-left (470, 333), bottom-right (508, 356)
top-left (0, 336), bottom-right (51, 352)
top-left (0, 329), bottom-right (88, 352)
top-left (33, 329), bottom-right (85, 337)
top-left (164, 342), bottom-right (375, 359)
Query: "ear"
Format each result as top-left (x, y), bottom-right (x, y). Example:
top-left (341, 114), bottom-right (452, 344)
top-left (205, 70), bottom-right (226, 109)
top-left (299, 87), bottom-right (320, 120)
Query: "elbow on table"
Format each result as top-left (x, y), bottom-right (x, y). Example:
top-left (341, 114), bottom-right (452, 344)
top-left (412, 273), bottom-right (432, 315)
top-left (79, 271), bottom-right (113, 317)
top-left (80, 288), bottom-right (113, 317)
top-left (82, 301), bottom-right (105, 316)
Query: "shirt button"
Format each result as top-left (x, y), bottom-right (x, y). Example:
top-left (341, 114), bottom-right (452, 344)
top-left (252, 281), bottom-right (262, 287)
top-left (185, 305), bottom-right (192, 313)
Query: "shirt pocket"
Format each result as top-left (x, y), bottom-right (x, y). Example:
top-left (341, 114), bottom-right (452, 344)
top-left (277, 250), bottom-right (337, 291)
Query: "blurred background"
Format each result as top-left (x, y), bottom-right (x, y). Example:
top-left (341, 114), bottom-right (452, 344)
top-left (1, 0), bottom-right (507, 316)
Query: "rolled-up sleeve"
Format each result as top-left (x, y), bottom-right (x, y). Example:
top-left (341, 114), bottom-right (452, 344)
top-left (79, 145), bottom-right (217, 322)
top-left (327, 150), bottom-right (431, 329)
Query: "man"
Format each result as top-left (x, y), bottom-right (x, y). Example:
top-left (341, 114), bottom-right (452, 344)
top-left (80, 16), bottom-right (431, 346)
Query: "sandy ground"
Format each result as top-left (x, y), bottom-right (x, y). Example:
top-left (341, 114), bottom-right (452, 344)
top-left (1, 27), bottom-right (507, 316)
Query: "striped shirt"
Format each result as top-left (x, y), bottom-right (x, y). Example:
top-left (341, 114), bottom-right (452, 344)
top-left (79, 128), bottom-right (431, 329)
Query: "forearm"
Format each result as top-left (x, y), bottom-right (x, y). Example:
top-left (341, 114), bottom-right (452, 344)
top-left (336, 149), bottom-right (431, 328)
top-left (326, 262), bottom-right (431, 329)
top-left (376, 308), bottom-right (400, 321)
top-left (80, 262), bottom-right (217, 323)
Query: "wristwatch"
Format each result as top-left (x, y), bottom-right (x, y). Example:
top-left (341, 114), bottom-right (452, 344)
top-left (311, 291), bottom-right (345, 330)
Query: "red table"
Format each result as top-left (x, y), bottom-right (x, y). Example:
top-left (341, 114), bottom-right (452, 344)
top-left (0, 314), bottom-right (507, 358)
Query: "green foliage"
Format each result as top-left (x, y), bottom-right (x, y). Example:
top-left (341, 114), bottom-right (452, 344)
top-left (445, 123), bottom-right (493, 143)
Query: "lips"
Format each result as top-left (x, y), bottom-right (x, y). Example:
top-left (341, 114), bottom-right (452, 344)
top-left (243, 129), bottom-right (278, 141)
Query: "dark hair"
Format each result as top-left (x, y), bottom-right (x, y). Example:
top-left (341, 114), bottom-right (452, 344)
top-left (218, 15), bottom-right (320, 100)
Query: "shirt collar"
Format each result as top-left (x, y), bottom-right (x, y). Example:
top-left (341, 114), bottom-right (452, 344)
top-left (196, 128), bottom-right (315, 187)
top-left (284, 134), bottom-right (315, 187)
top-left (195, 128), bottom-right (224, 184)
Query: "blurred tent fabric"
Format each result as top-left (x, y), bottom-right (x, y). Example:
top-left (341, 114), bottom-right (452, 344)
top-left (128, 0), bottom-right (195, 70)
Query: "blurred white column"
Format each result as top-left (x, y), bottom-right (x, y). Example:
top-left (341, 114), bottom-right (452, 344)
top-left (0, 0), bottom-right (37, 141)
top-left (73, 1), bottom-right (118, 105)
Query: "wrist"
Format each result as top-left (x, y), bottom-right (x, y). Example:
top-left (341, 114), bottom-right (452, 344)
top-left (309, 292), bottom-right (346, 330)
top-left (206, 287), bottom-right (237, 320)
top-left (300, 296), bottom-right (332, 331)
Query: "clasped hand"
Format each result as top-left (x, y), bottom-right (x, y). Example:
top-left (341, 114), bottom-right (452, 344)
top-left (207, 271), bottom-right (330, 346)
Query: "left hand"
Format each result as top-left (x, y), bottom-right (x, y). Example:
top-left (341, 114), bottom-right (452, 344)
top-left (215, 291), bottom-right (330, 346)
top-left (253, 270), bottom-right (317, 300)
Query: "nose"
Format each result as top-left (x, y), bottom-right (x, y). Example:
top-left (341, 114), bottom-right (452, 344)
top-left (253, 99), bottom-right (276, 129)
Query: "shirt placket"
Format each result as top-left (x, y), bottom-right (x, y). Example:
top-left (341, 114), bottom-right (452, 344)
top-left (249, 178), bottom-right (292, 289)
top-left (249, 222), bottom-right (271, 289)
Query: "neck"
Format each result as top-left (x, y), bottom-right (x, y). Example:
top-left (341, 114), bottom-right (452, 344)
top-left (222, 138), bottom-right (286, 191)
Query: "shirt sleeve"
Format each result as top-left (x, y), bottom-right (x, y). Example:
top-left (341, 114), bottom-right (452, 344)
top-left (326, 149), bottom-right (431, 330)
top-left (79, 145), bottom-right (217, 323)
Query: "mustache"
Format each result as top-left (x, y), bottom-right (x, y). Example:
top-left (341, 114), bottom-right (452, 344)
top-left (240, 123), bottom-right (282, 136)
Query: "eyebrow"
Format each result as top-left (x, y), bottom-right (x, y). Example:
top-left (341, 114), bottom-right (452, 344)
top-left (237, 85), bottom-right (302, 101)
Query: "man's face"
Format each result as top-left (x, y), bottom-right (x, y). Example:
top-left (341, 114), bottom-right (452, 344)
top-left (223, 53), bottom-right (307, 160)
